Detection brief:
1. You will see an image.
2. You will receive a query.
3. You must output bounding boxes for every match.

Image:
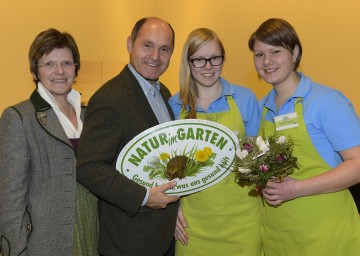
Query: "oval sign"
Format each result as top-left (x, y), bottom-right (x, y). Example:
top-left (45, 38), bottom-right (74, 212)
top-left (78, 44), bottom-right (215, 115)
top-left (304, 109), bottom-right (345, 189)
top-left (116, 119), bottom-right (238, 196)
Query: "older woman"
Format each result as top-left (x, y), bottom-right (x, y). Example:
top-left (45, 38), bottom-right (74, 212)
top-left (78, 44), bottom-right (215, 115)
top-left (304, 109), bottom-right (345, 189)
top-left (0, 29), bottom-right (98, 255)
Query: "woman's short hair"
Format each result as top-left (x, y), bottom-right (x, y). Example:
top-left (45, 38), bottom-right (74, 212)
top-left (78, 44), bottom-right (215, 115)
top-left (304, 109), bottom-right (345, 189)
top-left (248, 18), bottom-right (302, 70)
top-left (29, 28), bottom-right (80, 84)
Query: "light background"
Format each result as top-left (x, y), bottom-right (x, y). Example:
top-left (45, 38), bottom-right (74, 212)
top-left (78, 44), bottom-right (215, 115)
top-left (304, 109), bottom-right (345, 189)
top-left (1, 0), bottom-right (359, 113)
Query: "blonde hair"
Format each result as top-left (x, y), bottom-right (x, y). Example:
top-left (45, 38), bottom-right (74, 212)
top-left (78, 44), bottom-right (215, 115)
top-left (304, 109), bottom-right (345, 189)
top-left (179, 28), bottom-right (225, 119)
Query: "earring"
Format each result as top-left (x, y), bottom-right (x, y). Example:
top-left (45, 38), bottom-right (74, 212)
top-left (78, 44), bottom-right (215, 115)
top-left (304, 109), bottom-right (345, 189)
top-left (293, 58), bottom-right (296, 63)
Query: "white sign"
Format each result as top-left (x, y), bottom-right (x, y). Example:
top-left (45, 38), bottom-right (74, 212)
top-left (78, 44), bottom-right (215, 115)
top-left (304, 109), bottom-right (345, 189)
top-left (116, 119), bottom-right (238, 196)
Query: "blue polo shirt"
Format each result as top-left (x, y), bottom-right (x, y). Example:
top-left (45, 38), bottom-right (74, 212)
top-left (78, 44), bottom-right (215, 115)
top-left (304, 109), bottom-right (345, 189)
top-left (260, 72), bottom-right (360, 168)
top-left (169, 77), bottom-right (260, 137)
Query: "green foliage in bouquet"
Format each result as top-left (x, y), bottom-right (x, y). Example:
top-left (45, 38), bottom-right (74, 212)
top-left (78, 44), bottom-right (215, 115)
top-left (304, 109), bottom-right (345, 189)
top-left (234, 134), bottom-right (298, 188)
top-left (143, 145), bottom-right (216, 181)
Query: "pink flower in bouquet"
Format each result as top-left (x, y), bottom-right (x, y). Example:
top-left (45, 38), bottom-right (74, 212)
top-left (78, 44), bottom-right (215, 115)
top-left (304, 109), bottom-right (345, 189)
top-left (259, 164), bottom-right (270, 173)
top-left (243, 142), bottom-right (253, 153)
top-left (275, 154), bottom-right (285, 163)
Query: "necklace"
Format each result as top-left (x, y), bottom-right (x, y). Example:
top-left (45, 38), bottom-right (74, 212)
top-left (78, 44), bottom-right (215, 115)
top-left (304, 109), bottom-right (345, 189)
top-left (61, 103), bottom-right (74, 119)
top-left (67, 105), bottom-right (74, 118)
top-left (66, 103), bottom-right (78, 129)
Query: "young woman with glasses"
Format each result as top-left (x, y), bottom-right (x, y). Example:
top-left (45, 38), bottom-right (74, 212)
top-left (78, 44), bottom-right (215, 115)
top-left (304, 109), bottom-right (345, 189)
top-left (168, 28), bottom-right (263, 256)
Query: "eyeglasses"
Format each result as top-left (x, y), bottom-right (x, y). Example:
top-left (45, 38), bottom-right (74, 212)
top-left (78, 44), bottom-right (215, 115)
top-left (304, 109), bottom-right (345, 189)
top-left (37, 61), bottom-right (77, 70)
top-left (188, 55), bottom-right (224, 68)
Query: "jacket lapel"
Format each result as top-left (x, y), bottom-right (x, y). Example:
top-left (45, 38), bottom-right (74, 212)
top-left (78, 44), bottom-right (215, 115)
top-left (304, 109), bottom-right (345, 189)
top-left (159, 83), bottom-right (175, 120)
top-left (123, 67), bottom-right (160, 126)
top-left (30, 90), bottom-right (73, 148)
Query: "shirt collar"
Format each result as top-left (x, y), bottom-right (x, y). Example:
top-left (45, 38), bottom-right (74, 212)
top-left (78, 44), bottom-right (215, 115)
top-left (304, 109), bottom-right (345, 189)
top-left (220, 77), bottom-right (236, 96)
top-left (37, 82), bottom-right (82, 112)
top-left (36, 82), bottom-right (83, 138)
top-left (293, 72), bottom-right (312, 98)
top-left (173, 77), bottom-right (234, 107)
top-left (128, 64), bottom-right (160, 97)
top-left (262, 72), bottom-right (312, 110)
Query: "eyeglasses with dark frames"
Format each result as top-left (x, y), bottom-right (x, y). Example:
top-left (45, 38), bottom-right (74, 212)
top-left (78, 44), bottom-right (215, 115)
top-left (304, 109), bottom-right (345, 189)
top-left (188, 55), bottom-right (224, 68)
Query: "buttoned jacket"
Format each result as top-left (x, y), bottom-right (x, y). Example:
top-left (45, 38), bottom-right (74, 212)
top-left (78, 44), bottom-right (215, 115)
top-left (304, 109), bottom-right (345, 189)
top-left (0, 90), bottom-right (85, 256)
top-left (77, 66), bottom-right (179, 256)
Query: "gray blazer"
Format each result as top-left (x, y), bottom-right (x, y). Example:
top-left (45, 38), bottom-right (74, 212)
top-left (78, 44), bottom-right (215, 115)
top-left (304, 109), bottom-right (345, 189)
top-left (77, 66), bottom-right (179, 256)
top-left (0, 90), bottom-right (85, 256)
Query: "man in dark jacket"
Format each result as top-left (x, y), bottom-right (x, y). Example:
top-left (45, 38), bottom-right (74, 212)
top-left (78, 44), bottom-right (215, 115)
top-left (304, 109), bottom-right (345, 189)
top-left (77, 17), bottom-right (179, 256)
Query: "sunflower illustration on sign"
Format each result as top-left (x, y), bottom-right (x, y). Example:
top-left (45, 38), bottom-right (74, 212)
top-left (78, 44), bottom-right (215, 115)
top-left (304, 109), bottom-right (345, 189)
top-left (143, 145), bottom-right (216, 181)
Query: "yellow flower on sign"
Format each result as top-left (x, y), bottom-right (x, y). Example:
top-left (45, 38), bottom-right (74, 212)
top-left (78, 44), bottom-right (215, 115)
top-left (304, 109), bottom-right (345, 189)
top-left (144, 144), bottom-right (216, 181)
top-left (204, 147), bottom-right (212, 156)
top-left (195, 150), bottom-right (209, 162)
top-left (159, 152), bottom-right (171, 160)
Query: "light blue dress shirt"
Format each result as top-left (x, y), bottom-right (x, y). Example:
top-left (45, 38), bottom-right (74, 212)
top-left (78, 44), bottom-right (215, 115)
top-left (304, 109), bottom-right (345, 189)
top-left (128, 64), bottom-right (172, 205)
top-left (128, 64), bottom-right (171, 123)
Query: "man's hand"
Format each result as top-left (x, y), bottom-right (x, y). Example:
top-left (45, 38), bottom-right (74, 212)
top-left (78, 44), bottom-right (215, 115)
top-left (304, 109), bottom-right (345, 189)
top-left (146, 181), bottom-right (180, 209)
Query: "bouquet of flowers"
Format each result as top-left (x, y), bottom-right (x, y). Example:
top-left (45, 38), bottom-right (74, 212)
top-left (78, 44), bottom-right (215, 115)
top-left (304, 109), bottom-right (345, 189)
top-left (234, 134), bottom-right (298, 188)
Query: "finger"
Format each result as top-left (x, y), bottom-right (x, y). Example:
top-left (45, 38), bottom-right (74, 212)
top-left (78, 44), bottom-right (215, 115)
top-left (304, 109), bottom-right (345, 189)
top-left (263, 191), bottom-right (281, 202)
top-left (177, 207), bottom-right (187, 228)
top-left (266, 181), bottom-right (277, 188)
top-left (167, 194), bottom-right (180, 203)
top-left (161, 180), bottom-right (177, 190)
top-left (178, 236), bottom-right (188, 245)
top-left (175, 218), bottom-right (189, 240)
top-left (262, 189), bottom-right (275, 197)
top-left (177, 236), bottom-right (186, 245)
top-left (175, 221), bottom-right (187, 237)
top-left (175, 227), bottom-right (188, 245)
top-left (266, 198), bottom-right (282, 206)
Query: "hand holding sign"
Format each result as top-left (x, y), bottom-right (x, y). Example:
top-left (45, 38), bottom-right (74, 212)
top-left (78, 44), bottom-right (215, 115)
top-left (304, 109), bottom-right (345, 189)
top-left (146, 180), bottom-right (180, 209)
top-left (116, 119), bottom-right (239, 196)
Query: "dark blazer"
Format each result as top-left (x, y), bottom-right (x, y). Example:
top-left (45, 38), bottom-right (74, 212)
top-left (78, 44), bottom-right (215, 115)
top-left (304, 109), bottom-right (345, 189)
top-left (77, 65), bottom-right (179, 256)
top-left (0, 90), bottom-right (85, 256)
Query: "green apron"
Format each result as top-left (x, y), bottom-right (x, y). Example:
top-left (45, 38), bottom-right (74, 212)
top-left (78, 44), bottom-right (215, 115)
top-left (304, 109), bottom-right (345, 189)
top-left (176, 96), bottom-right (263, 256)
top-left (260, 98), bottom-right (360, 256)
